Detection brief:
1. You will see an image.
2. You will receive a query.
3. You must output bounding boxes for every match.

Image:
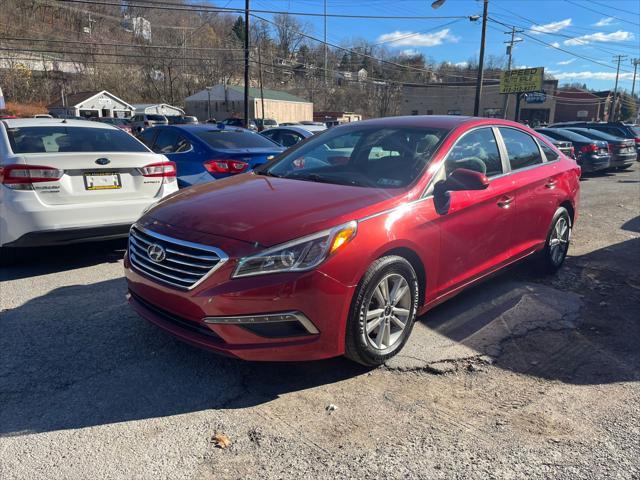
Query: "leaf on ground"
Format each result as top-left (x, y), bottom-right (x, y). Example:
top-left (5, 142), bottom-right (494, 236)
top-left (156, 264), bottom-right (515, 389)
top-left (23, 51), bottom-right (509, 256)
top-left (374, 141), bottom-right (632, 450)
top-left (212, 433), bottom-right (231, 449)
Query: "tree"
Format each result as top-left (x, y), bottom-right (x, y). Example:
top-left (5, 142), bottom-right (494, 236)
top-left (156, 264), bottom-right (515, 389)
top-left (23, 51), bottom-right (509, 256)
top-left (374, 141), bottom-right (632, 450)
top-left (619, 92), bottom-right (638, 121)
top-left (232, 16), bottom-right (245, 44)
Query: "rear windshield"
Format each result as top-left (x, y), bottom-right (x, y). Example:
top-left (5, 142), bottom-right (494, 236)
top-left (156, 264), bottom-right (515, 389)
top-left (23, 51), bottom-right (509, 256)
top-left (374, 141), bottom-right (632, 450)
top-left (194, 129), bottom-right (279, 149)
top-left (571, 128), bottom-right (621, 141)
top-left (543, 129), bottom-right (594, 143)
top-left (147, 115), bottom-right (167, 121)
top-left (629, 126), bottom-right (640, 136)
top-left (7, 126), bottom-right (149, 153)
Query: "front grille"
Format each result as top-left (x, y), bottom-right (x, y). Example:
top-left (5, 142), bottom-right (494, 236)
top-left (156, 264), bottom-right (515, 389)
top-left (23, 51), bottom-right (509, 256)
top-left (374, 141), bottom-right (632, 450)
top-left (128, 225), bottom-right (228, 289)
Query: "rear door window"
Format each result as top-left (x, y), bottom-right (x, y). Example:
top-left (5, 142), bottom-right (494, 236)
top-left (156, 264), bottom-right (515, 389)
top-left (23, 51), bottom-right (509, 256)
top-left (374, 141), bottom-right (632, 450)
top-left (539, 142), bottom-right (559, 161)
top-left (446, 127), bottom-right (503, 177)
top-left (499, 128), bottom-right (543, 170)
top-left (153, 129), bottom-right (181, 153)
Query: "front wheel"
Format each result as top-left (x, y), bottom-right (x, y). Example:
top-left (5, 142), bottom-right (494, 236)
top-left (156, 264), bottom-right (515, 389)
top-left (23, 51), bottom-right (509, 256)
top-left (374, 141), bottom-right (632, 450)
top-left (345, 256), bottom-right (419, 366)
top-left (539, 207), bottom-right (572, 274)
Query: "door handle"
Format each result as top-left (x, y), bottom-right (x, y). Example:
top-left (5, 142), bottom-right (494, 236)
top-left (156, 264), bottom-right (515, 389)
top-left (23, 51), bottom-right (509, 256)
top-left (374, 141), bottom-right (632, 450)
top-left (545, 179), bottom-right (557, 189)
top-left (497, 196), bottom-right (514, 209)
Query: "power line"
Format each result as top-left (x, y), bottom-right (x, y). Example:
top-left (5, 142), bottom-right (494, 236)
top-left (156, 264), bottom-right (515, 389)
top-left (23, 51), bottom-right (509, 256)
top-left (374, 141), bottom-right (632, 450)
top-left (55, 0), bottom-right (470, 20)
top-left (0, 37), bottom-right (247, 52)
top-left (487, 18), bottom-right (633, 74)
top-left (565, 0), bottom-right (640, 27)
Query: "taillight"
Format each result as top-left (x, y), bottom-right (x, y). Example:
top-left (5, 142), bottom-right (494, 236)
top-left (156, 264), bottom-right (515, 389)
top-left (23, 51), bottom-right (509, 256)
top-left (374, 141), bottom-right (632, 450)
top-left (203, 159), bottom-right (249, 174)
top-left (0, 164), bottom-right (63, 190)
top-left (634, 138), bottom-right (640, 144)
top-left (579, 144), bottom-right (599, 154)
top-left (138, 161), bottom-right (177, 182)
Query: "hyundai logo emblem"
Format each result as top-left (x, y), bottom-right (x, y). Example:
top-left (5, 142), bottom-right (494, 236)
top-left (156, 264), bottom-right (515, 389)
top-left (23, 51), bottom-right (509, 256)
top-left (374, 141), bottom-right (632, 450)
top-left (147, 243), bottom-right (166, 263)
top-left (95, 158), bottom-right (111, 165)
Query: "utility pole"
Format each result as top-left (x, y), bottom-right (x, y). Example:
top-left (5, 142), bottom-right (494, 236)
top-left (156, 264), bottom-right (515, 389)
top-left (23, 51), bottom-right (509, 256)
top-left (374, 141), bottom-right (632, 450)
top-left (323, 0), bottom-right (328, 86)
top-left (243, 0), bottom-right (250, 128)
top-left (502, 26), bottom-right (523, 119)
top-left (610, 54), bottom-right (627, 121)
top-left (631, 58), bottom-right (639, 99)
top-left (431, 0), bottom-right (489, 116)
top-left (474, 0), bottom-right (489, 117)
top-left (258, 42), bottom-right (265, 128)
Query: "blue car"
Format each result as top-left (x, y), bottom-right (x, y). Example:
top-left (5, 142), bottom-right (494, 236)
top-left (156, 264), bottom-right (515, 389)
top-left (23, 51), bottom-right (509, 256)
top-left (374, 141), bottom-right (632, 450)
top-left (138, 124), bottom-right (285, 187)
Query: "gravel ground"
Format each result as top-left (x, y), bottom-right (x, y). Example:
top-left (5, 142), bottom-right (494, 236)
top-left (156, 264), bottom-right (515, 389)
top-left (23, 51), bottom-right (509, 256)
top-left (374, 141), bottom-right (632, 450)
top-left (1, 164), bottom-right (639, 480)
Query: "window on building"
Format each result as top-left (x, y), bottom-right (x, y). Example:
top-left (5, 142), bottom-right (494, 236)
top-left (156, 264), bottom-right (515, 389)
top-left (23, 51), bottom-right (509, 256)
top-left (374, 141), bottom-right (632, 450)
top-left (447, 109), bottom-right (461, 116)
top-left (411, 110), bottom-right (419, 115)
top-left (426, 110), bottom-right (434, 115)
top-left (499, 127), bottom-right (543, 170)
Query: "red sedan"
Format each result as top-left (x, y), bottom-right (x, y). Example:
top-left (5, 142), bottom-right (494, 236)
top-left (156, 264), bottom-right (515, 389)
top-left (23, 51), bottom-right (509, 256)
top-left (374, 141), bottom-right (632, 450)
top-left (124, 116), bottom-right (580, 366)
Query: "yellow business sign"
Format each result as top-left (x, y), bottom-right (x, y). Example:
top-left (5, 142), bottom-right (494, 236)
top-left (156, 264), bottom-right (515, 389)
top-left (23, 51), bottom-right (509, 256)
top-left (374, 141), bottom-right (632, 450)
top-left (500, 67), bottom-right (544, 94)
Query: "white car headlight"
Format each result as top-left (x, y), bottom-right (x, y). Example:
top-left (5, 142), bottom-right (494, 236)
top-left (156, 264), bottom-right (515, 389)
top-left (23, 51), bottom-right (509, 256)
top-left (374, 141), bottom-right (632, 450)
top-left (233, 221), bottom-right (357, 278)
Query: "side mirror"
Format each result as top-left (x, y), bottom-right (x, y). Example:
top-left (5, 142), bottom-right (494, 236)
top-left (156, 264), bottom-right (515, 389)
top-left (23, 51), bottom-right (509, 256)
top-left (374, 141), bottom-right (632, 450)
top-left (433, 168), bottom-right (490, 215)
top-left (442, 168), bottom-right (490, 192)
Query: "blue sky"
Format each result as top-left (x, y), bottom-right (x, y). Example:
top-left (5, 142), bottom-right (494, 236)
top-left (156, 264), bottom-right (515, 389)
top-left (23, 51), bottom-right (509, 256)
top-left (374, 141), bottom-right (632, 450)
top-left (224, 0), bottom-right (639, 91)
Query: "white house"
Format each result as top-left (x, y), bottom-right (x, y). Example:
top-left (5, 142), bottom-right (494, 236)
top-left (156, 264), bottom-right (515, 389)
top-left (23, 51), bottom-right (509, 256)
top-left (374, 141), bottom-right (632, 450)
top-left (48, 90), bottom-right (135, 118)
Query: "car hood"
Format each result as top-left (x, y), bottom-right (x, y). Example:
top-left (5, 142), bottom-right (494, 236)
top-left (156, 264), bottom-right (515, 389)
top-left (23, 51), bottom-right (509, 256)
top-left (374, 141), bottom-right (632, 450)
top-left (146, 173), bottom-right (403, 247)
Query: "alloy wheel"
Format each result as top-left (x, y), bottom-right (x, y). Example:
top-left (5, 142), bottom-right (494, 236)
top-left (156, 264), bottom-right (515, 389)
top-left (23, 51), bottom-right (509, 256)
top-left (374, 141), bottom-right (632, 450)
top-left (365, 274), bottom-right (412, 350)
top-left (549, 216), bottom-right (570, 265)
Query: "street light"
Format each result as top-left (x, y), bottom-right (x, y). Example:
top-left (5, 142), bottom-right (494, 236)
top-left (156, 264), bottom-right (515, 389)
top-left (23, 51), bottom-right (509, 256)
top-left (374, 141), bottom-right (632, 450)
top-left (431, 0), bottom-right (489, 117)
top-left (206, 86), bottom-right (213, 121)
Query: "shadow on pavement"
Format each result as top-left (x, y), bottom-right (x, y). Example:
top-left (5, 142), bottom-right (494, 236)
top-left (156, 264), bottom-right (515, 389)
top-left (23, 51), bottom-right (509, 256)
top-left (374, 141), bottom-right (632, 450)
top-left (0, 239), bottom-right (127, 281)
top-left (1, 238), bottom-right (638, 436)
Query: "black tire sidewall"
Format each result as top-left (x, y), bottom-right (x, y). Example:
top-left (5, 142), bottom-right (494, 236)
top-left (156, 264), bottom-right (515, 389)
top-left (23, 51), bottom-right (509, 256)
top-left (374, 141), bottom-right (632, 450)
top-left (346, 256), bottom-right (419, 366)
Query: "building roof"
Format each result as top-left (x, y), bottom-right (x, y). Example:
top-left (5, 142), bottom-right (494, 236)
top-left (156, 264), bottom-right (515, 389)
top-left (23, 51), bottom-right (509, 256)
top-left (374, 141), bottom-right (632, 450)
top-left (185, 85), bottom-right (311, 103)
top-left (48, 90), bottom-right (134, 110)
top-left (226, 85), bottom-right (309, 103)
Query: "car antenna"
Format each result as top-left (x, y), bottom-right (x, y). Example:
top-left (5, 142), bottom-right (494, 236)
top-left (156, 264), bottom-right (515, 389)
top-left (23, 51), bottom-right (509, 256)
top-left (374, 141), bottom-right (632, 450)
top-left (61, 118), bottom-right (67, 124)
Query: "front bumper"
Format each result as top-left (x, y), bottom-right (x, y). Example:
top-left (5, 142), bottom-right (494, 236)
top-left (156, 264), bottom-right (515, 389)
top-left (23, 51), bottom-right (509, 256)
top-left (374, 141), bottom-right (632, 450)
top-left (125, 253), bottom-right (356, 361)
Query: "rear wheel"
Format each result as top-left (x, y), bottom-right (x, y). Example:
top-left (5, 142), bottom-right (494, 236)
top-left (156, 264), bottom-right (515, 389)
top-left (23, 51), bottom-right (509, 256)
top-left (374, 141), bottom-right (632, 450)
top-left (539, 207), bottom-right (571, 274)
top-left (345, 256), bottom-right (419, 366)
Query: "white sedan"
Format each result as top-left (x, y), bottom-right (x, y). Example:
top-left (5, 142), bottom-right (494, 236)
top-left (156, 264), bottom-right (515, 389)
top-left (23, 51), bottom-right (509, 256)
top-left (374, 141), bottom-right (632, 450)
top-left (0, 118), bottom-right (178, 260)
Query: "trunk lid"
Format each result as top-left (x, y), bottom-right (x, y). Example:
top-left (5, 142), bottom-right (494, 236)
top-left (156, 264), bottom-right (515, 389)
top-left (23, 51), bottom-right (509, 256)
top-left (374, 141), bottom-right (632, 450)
top-left (19, 151), bottom-right (168, 205)
top-left (211, 147), bottom-right (284, 169)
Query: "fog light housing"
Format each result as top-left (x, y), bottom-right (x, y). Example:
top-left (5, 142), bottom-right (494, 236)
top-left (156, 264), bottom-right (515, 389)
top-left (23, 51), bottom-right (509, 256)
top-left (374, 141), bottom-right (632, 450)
top-left (204, 311), bottom-right (319, 338)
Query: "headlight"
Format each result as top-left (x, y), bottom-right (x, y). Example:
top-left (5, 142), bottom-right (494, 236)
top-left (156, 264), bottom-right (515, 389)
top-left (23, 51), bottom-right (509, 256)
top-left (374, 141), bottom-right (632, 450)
top-left (233, 221), bottom-right (357, 278)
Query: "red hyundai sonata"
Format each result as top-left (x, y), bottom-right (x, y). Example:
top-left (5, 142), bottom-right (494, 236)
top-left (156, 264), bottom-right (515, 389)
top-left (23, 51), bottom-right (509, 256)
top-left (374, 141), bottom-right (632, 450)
top-left (124, 116), bottom-right (580, 366)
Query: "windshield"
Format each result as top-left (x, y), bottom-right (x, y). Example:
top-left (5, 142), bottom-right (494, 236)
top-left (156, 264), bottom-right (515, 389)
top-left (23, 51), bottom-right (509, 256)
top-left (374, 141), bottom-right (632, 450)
top-left (7, 126), bottom-right (149, 153)
top-left (259, 125), bottom-right (449, 188)
top-left (195, 129), bottom-right (281, 149)
top-left (147, 115), bottom-right (167, 122)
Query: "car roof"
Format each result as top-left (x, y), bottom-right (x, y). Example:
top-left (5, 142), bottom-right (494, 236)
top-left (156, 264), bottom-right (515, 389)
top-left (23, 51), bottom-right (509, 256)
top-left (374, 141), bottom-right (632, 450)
top-left (1, 118), bottom-right (117, 129)
top-left (163, 124), bottom-right (255, 134)
top-left (265, 126), bottom-right (314, 136)
top-left (337, 115), bottom-right (524, 130)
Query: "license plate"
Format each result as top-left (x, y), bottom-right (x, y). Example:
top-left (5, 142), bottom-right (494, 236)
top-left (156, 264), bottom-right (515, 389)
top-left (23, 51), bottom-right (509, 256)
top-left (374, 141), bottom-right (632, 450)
top-left (84, 172), bottom-right (121, 190)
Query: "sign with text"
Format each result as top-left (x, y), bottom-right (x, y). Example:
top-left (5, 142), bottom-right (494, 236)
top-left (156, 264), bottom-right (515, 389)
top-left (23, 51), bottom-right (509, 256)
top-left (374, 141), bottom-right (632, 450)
top-left (525, 91), bottom-right (547, 104)
top-left (500, 67), bottom-right (544, 94)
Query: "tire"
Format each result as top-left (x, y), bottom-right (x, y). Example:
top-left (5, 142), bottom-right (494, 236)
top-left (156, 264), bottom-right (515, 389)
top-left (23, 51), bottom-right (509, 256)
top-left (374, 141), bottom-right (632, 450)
top-left (538, 207), bottom-right (572, 274)
top-left (345, 255), bottom-right (419, 366)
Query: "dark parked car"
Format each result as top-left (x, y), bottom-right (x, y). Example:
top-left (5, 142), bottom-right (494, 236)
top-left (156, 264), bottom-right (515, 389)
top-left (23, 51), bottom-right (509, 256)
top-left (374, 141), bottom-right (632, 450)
top-left (260, 126), bottom-right (316, 147)
top-left (539, 133), bottom-right (574, 158)
top-left (562, 127), bottom-right (636, 169)
top-left (167, 116), bottom-right (198, 125)
top-left (550, 121), bottom-right (640, 157)
top-left (137, 124), bottom-right (284, 187)
top-left (536, 128), bottom-right (610, 173)
top-left (220, 117), bottom-right (258, 131)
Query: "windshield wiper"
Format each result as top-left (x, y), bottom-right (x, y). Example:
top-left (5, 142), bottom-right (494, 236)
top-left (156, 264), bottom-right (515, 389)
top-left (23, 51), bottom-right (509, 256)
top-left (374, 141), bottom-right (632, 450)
top-left (284, 171), bottom-right (368, 187)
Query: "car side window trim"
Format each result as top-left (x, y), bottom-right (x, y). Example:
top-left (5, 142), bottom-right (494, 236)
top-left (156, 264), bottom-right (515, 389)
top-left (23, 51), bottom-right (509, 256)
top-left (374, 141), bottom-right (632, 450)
top-left (494, 126), bottom-right (547, 173)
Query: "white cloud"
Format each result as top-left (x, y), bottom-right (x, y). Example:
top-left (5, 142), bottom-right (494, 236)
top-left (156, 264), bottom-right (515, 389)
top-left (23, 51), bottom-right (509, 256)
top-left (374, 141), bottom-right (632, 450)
top-left (454, 61), bottom-right (469, 67)
top-left (564, 30), bottom-right (634, 46)
top-left (531, 18), bottom-right (572, 34)
top-left (376, 28), bottom-right (459, 47)
top-left (557, 58), bottom-right (576, 65)
top-left (549, 41), bottom-right (561, 48)
top-left (550, 70), bottom-right (634, 81)
top-left (399, 49), bottom-right (420, 57)
top-left (593, 17), bottom-right (615, 27)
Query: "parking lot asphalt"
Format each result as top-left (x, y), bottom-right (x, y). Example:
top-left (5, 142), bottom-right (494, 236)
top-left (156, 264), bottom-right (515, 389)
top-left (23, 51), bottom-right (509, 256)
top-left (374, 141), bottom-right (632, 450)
top-left (1, 165), bottom-right (639, 480)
